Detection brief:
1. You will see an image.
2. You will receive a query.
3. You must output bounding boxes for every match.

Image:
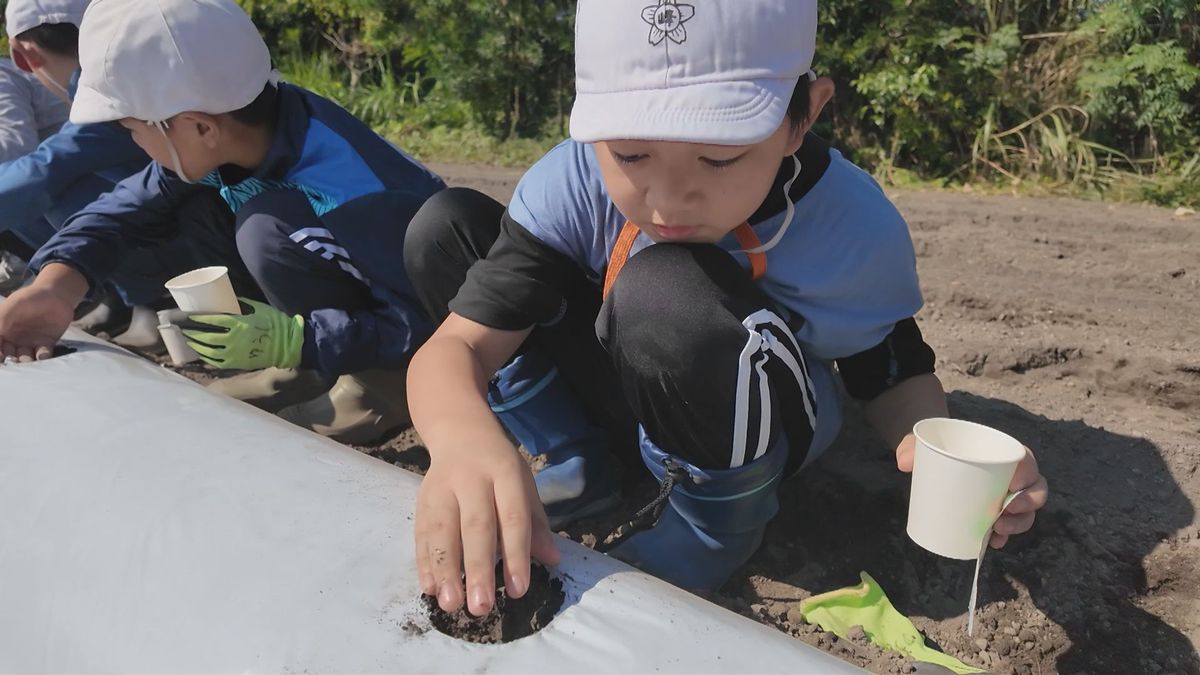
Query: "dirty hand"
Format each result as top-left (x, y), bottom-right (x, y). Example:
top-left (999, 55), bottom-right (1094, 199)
top-left (896, 433), bottom-right (1049, 549)
top-left (415, 441), bottom-right (560, 617)
top-left (181, 298), bottom-right (304, 370)
top-left (0, 283), bottom-right (76, 363)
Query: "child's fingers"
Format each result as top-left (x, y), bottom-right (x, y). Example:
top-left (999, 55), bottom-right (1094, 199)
top-left (895, 433), bottom-right (917, 473)
top-left (34, 344), bottom-right (53, 361)
top-left (994, 510), bottom-right (1036, 536)
top-left (989, 532), bottom-right (1010, 549)
top-left (458, 483), bottom-right (499, 616)
top-left (530, 518), bottom-right (561, 567)
top-left (413, 500), bottom-right (437, 597)
top-left (16, 345), bottom-right (34, 363)
top-left (1005, 473), bottom-right (1049, 514)
top-left (525, 472), bottom-right (561, 568)
top-left (1008, 448), bottom-right (1042, 491)
top-left (178, 315), bottom-right (234, 332)
top-left (494, 470), bottom-right (533, 600)
top-left (426, 495), bottom-right (466, 614)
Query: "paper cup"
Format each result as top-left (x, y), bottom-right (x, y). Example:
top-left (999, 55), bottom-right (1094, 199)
top-left (906, 418), bottom-right (1025, 560)
top-left (164, 266), bottom-right (241, 315)
top-left (156, 309), bottom-right (191, 326)
top-left (158, 323), bottom-right (200, 366)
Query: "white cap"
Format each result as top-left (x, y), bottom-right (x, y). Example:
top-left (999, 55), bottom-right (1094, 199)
top-left (70, 0), bottom-right (273, 125)
top-left (5, 0), bottom-right (90, 39)
top-left (570, 0), bottom-right (817, 146)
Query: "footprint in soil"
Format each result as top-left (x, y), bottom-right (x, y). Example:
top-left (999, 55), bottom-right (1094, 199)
top-left (422, 563), bottom-right (565, 645)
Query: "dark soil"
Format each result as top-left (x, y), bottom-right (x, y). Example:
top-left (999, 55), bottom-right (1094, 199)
top-left (421, 562), bottom-right (564, 645)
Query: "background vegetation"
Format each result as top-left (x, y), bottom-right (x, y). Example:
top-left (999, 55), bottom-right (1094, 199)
top-left (4, 0), bottom-right (1197, 204)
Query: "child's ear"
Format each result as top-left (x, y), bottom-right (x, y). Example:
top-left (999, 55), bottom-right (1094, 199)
top-left (188, 114), bottom-right (223, 149)
top-left (11, 41), bottom-right (46, 71)
top-left (807, 77), bottom-right (836, 126)
top-left (784, 77), bottom-right (836, 154)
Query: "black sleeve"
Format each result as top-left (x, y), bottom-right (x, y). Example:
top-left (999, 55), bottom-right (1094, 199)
top-left (835, 317), bottom-right (937, 401)
top-left (449, 211), bottom-right (590, 331)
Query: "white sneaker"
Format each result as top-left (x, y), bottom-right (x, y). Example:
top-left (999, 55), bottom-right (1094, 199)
top-left (0, 251), bottom-right (29, 295)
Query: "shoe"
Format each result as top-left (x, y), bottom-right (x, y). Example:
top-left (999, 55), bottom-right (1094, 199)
top-left (277, 368), bottom-right (409, 445)
top-left (112, 306), bottom-right (166, 354)
top-left (0, 251), bottom-right (29, 295)
top-left (71, 296), bottom-right (132, 336)
top-left (606, 427), bottom-right (788, 591)
top-left (207, 367), bottom-right (333, 413)
top-left (490, 351), bottom-right (620, 529)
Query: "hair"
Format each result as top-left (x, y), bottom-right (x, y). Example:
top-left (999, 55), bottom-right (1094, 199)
top-left (786, 77), bottom-right (812, 131)
top-left (226, 83), bottom-right (280, 127)
top-left (14, 23), bottom-right (79, 58)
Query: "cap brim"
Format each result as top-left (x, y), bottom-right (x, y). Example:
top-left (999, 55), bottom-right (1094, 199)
top-left (69, 83), bottom-right (127, 124)
top-left (569, 77), bottom-right (797, 146)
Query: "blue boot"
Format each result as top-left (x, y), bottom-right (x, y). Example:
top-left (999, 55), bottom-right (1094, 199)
top-left (490, 352), bottom-right (621, 530)
top-left (606, 427), bottom-right (788, 590)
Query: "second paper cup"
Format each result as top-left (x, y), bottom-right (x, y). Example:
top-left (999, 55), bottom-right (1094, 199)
top-left (906, 418), bottom-right (1025, 560)
top-left (164, 266), bottom-right (241, 315)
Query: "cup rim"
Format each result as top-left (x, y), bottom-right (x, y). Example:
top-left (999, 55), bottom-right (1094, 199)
top-left (164, 266), bottom-right (230, 291)
top-left (912, 417), bottom-right (1026, 465)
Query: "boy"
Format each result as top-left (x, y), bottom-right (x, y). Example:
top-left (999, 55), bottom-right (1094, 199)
top-left (0, 57), bottom-right (67, 164)
top-left (0, 53), bottom-right (68, 289)
top-left (1, 0), bottom-right (229, 346)
top-left (0, 0), bottom-right (75, 284)
top-left (0, 0), bottom-right (446, 444)
top-left (404, 0), bottom-right (1049, 617)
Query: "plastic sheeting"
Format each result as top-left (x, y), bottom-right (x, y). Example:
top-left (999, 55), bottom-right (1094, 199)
top-left (0, 329), bottom-right (862, 674)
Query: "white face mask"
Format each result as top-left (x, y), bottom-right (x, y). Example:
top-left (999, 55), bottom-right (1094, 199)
top-left (150, 120), bottom-right (195, 184)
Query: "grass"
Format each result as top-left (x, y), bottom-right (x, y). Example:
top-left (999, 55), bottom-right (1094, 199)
top-left (278, 56), bottom-right (1197, 209)
top-left (382, 124), bottom-right (561, 168)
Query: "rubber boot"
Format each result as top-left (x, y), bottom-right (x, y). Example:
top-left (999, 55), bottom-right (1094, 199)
top-left (276, 368), bottom-right (410, 445)
top-left (112, 306), bottom-right (166, 354)
top-left (207, 367), bottom-right (334, 413)
top-left (607, 426), bottom-right (789, 590)
top-left (489, 351), bottom-right (620, 530)
top-left (71, 292), bottom-right (132, 336)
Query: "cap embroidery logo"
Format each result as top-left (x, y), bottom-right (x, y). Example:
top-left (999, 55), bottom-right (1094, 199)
top-left (641, 1), bottom-right (695, 46)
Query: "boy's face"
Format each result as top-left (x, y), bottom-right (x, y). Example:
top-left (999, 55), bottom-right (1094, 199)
top-left (119, 114), bottom-right (223, 182)
top-left (594, 117), bottom-right (805, 244)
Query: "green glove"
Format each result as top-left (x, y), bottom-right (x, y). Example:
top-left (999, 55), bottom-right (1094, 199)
top-left (181, 298), bottom-right (305, 370)
top-left (800, 572), bottom-right (985, 674)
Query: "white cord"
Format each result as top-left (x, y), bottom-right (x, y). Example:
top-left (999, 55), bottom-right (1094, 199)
top-left (150, 119), bottom-right (194, 184)
top-left (741, 155), bottom-right (802, 255)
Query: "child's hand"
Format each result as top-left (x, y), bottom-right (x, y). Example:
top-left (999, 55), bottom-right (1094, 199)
top-left (896, 433), bottom-right (1049, 549)
top-left (414, 442), bottom-right (561, 617)
top-left (988, 448), bottom-right (1048, 549)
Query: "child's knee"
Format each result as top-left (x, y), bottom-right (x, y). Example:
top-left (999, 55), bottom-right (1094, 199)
top-left (404, 188), bottom-right (500, 276)
top-left (234, 212), bottom-right (290, 278)
top-left (603, 243), bottom-right (764, 368)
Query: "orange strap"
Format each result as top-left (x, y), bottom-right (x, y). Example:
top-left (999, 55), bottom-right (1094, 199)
top-left (602, 221), bottom-right (767, 300)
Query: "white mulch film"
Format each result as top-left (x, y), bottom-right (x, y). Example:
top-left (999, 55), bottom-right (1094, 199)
top-left (0, 328), bottom-right (863, 674)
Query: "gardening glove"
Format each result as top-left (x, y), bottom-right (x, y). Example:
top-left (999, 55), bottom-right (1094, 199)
top-left (800, 572), bottom-right (986, 674)
top-left (181, 298), bottom-right (305, 370)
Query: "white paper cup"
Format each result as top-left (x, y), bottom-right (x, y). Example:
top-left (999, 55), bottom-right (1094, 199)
top-left (164, 266), bottom-right (241, 315)
top-left (156, 309), bottom-right (190, 326)
top-left (158, 323), bottom-right (200, 366)
top-left (906, 418), bottom-right (1025, 560)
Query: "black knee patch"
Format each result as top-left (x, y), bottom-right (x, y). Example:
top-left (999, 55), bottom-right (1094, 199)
top-left (602, 243), bottom-right (768, 359)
